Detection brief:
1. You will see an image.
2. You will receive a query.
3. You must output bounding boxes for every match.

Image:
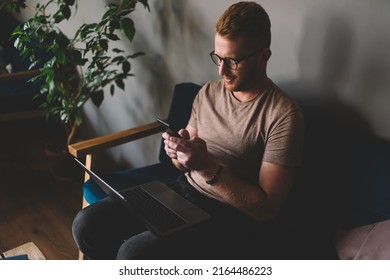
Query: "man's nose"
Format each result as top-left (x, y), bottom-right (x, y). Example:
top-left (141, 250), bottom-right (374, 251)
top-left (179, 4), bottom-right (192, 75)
top-left (218, 60), bottom-right (229, 76)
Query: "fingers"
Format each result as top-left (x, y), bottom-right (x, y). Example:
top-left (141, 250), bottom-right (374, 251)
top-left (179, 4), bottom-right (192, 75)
top-left (163, 140), bottom-right (177, 159)
top-left (162, 131), bottom-right (185, 159)
top-left (162, 131), bottom-right (172, 140)
top-left (164, 138), bottom-right (190, 154)
top-left (179, 129), bottom-right (190, 139)
top-left (162, 130), bottom-right (208, 170)
top-left (162, 129), bottom-right (190, 140)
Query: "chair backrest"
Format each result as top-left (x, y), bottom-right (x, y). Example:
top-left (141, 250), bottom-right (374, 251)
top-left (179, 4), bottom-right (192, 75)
top-left (158, 82), bottom-right (202, 165)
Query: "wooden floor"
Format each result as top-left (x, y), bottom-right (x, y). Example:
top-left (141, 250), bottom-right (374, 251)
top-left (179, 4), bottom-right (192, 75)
top-left (0, 119), bottom-right (84, 260)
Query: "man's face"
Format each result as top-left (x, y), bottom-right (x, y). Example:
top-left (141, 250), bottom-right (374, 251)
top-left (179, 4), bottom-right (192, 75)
top-left (214, 33), bottom-right (266, 93)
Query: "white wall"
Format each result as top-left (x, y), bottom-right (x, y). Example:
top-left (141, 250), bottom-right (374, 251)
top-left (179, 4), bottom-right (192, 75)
top-left (20, 0), bottom-right (390, 168)
top-left (265, 0), bottom-right (390, 138)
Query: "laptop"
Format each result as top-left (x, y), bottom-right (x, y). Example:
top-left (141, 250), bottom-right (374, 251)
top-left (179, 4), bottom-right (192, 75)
top-left (74, 158), bottom-right (211, 237)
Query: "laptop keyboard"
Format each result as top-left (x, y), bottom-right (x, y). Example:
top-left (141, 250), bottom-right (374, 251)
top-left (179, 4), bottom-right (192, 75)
top-left (122, 187), bottom-right (187, 232)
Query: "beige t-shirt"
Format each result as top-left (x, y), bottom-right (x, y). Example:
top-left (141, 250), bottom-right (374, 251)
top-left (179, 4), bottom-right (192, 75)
top-left (186, 79), bottom-right (304, 201)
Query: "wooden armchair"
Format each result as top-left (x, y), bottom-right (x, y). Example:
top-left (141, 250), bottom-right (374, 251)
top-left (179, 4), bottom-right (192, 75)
top-left (0, 69), bottom-right (43, 122)
top-left (1, 12), bottom-right (44, 122)
top-left (68, 83), bottom-right (201, 209)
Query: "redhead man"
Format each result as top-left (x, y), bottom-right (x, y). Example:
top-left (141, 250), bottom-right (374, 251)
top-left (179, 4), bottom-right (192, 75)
top-left (73, 1), bottom-right (304, 259)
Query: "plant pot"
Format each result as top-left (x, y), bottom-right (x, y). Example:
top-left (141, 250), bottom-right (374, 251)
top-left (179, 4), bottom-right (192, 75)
top-left (44, 138), bottom-right (79, 180)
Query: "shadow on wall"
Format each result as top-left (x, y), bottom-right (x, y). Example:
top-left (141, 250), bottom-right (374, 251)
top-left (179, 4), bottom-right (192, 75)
top-left (283, 12), bottom-right (373, 134)
top-left (280, 7), bottom-right (390, 256)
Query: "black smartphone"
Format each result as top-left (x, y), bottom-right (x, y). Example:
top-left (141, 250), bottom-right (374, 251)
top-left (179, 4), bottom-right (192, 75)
top-left (157, 118), bottom-right (182, 138)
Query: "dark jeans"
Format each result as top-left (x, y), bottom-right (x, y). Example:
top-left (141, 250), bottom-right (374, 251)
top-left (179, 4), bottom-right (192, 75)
top-left (72, 175), bottom-right (281, 260)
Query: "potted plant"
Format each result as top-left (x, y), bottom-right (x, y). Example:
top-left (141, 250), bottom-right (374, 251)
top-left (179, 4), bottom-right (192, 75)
top-left (1, 0), bottom-right (149, 178)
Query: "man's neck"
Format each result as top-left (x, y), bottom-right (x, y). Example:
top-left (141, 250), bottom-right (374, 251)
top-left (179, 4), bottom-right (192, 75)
top-left (232, 77), bottom-right (269, 102)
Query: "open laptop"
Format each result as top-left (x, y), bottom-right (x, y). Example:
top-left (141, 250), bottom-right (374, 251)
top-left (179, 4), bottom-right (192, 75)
top-left (74, 158), bottom-right (211, 237)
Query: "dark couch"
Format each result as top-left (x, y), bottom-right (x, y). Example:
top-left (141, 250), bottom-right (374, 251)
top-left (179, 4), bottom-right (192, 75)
top-left (79, 82), bottom-right (390, 259)
top-left (280, 89), bottom-right (390, 259)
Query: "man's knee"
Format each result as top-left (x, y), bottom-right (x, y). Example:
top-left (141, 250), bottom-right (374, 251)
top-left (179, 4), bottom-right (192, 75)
top-left (72, 206), bottom-right (97, 253)
top-left (116, 231), bottom-right (159, 259)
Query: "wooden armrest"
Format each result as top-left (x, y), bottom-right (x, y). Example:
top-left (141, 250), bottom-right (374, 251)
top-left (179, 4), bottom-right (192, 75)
top-left (0, 69), bottom-right (40, 82)
top-left (68, 121), bottom-right (162, 158)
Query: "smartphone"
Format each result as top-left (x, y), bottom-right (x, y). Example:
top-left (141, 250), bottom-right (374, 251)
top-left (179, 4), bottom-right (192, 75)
top-left (157, 117), bottom-right (182, 138)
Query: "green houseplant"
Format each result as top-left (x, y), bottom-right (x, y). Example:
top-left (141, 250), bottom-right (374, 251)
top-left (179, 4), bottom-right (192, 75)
top-left (1, 0), bottom-right (150, 145)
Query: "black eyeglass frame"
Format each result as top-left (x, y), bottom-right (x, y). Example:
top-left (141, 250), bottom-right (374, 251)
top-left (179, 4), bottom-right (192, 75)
top-left (209, 49), bottom-right (263, 70)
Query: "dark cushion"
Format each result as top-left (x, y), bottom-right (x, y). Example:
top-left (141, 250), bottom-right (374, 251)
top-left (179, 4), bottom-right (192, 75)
top-left (158, 82), bottom-right (201, 165)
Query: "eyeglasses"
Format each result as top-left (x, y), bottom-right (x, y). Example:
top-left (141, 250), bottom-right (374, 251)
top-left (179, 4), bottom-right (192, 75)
top-left (209, 49), bottom-right (262, 70)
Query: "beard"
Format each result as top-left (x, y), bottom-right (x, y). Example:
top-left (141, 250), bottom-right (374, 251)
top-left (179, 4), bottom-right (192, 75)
top-left (223, 75), bottom-right (237, 91)
top-left (223, 72), bottom-right (256, 93)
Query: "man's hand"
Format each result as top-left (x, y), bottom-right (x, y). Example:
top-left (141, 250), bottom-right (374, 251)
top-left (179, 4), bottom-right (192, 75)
top-left (163, 129), bottom-right (215, 171)
top-left (162, 129), bottom-right (189, 160)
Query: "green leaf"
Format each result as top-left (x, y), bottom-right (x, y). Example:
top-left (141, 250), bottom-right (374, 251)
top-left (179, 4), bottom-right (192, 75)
top-left (60, 111), bottom-right (68, 122)
top-left (102, 7), bottom-right (115, 20)
top-left (109, 20), bottom-right (120, 30)
top-left (99, 39), bottom-right (108, 51)
top-left (107, 3), bottom-right (118, 10)
top-left (120, 18), bottom-right (135, 42)
top-left (61, 4), bottom-right (71, 19)
top-left (117, 9), bottom-right (133, 17)
top-left (121, 0), bottom-right (135, 10)
top-left (80, 58), bottom-right (88, 66)
top-left (106, 33), bottom-right (120, 41)
top-left (128, 51), bottom-right (145, 59)
top-left (75, 113), bottom-right (83, 126)
top-left (54, 48), bottom-right (69, 65)
top-left (54, 13), bottom-right (65, 23)
top-left (72, 49), bottom-right (82, 65)
top-left (110, 84), bottom-right (115, 96)
top-left (122, 61), bottom-right (130, 74)
top-left (35, 15), bottom-right (48, 24)
top-left (112, 48), bottom-right (124, 53)
top-left (64, 0), bottom-right (75, 6)
top-left (112, 55), bottom-right (124, 64)
top-left (0, 0), bottom-right (27, 13)
top-left (28, 60), bottom-right (39, 70)
top-left (115, 78), bottom-right (125, 90)
top-left (137, 0), bottom-right (150, 12)
top-left (77, 24), bottom-right (95, 41)
top-left (11, 25), bottom-right (23, 36)
top-left (91, 90), bottom-right (104, 107)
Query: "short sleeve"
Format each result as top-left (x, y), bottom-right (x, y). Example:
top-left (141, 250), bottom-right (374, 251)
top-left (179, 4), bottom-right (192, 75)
top-left (263, 108), bottom-right (305, 167)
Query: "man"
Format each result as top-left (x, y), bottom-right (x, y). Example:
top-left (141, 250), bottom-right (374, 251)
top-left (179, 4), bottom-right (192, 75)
top-left (73, 1), bottom-right (304, 259)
